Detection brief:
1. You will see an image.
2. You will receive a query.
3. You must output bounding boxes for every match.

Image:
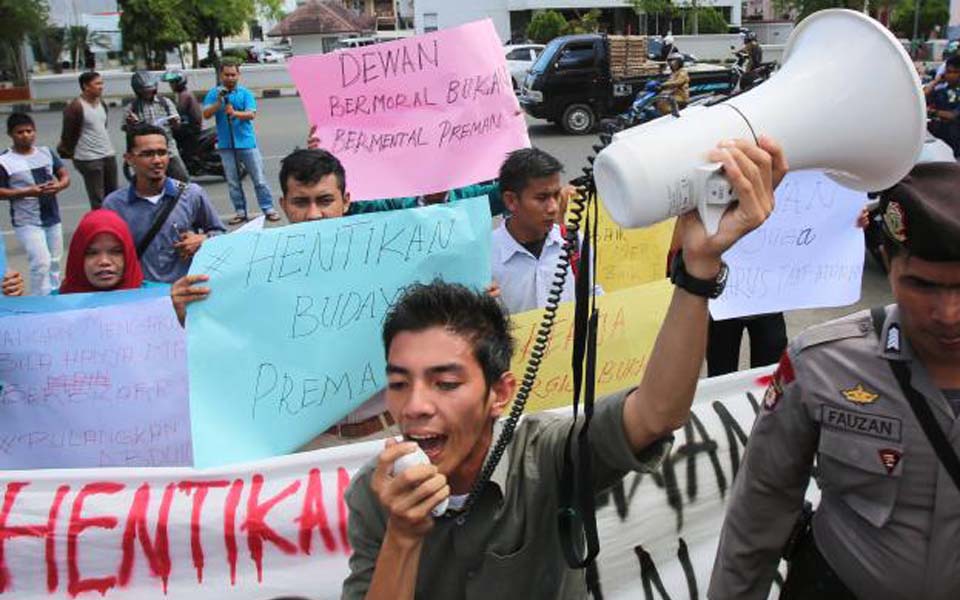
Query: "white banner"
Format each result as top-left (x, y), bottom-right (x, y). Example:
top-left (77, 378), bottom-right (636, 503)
top-left (0, 368), bottom-right (777, 599)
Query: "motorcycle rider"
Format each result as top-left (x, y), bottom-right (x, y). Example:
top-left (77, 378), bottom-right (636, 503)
top-left (657, 52), bottom-right (690, 115)
top-left (658, 33), bottom-right (679, 61)
top-left (737, 30), bottom-right (764, 90)
top-left (124, 71), bottom-right (189, 181)
top-left (163, 70), bottom-right (203, 138)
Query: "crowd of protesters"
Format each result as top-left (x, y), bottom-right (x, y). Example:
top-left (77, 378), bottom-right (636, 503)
top-left (1, 51), bottom-right (958, 600)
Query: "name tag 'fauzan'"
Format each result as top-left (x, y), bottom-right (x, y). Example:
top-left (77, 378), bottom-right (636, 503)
top-left (820, 405), bottom-right (902, 442)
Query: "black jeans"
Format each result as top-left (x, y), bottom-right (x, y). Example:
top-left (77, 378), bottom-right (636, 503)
top-left (707, 312), bottom-right (787, 377)
top-left (781, 531), bottom-right (858, 600)
top-left (73, 156), bottom-right (118, 209)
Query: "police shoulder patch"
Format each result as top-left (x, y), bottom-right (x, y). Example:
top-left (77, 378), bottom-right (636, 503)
top-left (762, 352), bottom-right (795, 411)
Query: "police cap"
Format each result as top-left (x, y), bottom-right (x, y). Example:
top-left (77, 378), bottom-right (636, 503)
top-left (878, 161), bottom-right (960, 262)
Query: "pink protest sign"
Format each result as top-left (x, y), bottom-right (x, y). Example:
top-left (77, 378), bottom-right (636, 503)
top-left (288, 19), bottom-right (530, 200)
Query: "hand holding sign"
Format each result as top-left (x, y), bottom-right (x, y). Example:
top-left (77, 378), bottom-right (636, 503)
top-left (186, 199), bottom-right (492, 467)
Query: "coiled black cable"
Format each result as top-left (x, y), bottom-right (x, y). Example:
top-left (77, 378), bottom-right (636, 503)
top-left (455, 162), bottom-right (600, 521)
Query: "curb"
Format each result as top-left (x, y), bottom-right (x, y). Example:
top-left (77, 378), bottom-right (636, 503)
top-left (0, 88), bottom-right (300, 114)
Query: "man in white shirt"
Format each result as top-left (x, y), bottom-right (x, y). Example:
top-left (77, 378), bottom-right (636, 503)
top-left (492, 148), bottom-right (578, 314)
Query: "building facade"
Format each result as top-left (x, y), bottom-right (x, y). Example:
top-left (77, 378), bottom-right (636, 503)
top-left (415, 0), bottom-right (743, 42)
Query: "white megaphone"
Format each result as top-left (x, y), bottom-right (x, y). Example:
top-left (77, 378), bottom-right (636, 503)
top-left (593, 9), bottom-right (926, 234)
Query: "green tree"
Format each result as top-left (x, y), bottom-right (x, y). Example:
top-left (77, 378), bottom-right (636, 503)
top-left (890, 0), bottom-right (948, 39)
top-left (119, 0), bottom-right (188, 69)
top-left (33, 26), bottom-right (66, 73)
top-left (0, 0), bottom-right (49, 85)
top-left (178, 0), bottom-right (282, 69)
top-left (562, 8), bottom-right (603, 35)
top-left (527, 10), bottom-right (568, 43)
top-left (65, 25), bottom-right (89, 70)
top-left (630, 0), bottom-right (676, 34)
top-left (682, 6), bottom-right (728, 34)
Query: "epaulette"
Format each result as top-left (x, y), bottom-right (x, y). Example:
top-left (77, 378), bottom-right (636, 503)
top-left (791, 309), bottom-right (874, 354)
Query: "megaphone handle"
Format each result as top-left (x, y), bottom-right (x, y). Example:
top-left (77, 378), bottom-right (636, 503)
top-left (694, 164), bottom-right (737, 236)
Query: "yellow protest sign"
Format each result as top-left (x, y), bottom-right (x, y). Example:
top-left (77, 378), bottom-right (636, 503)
top-left (509, 279), bottom-right (674, 413)
top-left (594, 199), bottom-right (675, 292)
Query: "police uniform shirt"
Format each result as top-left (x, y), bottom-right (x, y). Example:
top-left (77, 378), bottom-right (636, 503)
top-left (708, 305), bottom-right (960, 600)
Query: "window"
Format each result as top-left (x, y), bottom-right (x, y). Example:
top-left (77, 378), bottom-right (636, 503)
top-left (424, 12), bottom-right (438, 33)
top-left (506, 48), bottom-right (531, 61)
top-left (557, 42), bottom-right (595, 69)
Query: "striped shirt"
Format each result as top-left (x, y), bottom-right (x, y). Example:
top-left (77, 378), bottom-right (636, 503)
top-left (0, 146), bottom-right (63, 227)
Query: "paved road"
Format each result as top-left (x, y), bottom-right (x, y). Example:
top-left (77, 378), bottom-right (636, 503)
top-left (5, 96), bottom-right (892, 353)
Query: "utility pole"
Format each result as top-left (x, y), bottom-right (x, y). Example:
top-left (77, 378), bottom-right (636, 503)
top-left (912, 0), bottom-right (922, 58)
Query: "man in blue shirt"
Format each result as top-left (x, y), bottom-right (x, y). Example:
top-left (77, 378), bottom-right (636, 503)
top-left (202, 61), bottom-right (279, 225)
top-left (103, 124), bottom-right (225, 283)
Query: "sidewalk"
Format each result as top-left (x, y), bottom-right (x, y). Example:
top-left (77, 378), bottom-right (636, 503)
top-left (0, 87), bottom-right (300, 114)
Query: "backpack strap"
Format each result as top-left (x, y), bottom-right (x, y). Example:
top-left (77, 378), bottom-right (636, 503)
top-left (136, 182), bottom-right (188, 258)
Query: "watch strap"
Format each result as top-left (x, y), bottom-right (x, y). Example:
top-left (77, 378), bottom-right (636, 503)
top-left (670, 250), bottom-right (728, 299)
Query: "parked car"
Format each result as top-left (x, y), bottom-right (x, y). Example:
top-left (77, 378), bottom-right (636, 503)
top-left (199, 46), bottom-right (256, 68)
top-left (504, 44), bottom-right (544, 90)
top-left (257, 48), bottom-right (286, 63)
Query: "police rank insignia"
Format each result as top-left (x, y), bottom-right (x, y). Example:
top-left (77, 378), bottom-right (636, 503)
top-left (842, 383), bottom-right (880, 405)
top-left (883, 201), bottom-right (908, 243)
top-left (878, 448), bottom-right (902, 475)
top-left (886, 324), bottom-right (901, 353)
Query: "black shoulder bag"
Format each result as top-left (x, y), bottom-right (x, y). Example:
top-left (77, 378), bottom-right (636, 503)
top-left (871, 307), bottom-right (960, 494)
top-left (136, 182), bottom-right (187, 259)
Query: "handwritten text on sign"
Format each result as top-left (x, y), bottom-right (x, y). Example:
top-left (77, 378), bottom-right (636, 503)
top-left (0, 368), bottom-right (779, 600)
top-left (595, 198), bottom-right (675, 292)
top-left (288, 19), bottom-right (530, 200)
top-left (710, 171), bottom-right (867, 320)
top-left (509, 280), bottom-right (674, 414)
top-left (186, 199), bottom-right (492, 468)
top-left (0, 294), bottom-right (192, 469)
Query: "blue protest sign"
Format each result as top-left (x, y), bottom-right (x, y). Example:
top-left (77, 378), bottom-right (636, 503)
top-left (0, 282), bottom-right (170, 316)
top-left (187, 199), bottom-right (492, 467)
top-left (0, 290), bottom-right (192, 469)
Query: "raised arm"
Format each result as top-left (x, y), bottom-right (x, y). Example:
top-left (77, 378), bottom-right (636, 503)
top-left (621, 136), bottom-right (787, 453)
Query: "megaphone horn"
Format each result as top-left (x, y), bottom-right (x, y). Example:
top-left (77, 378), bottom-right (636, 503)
top-left (594, 9), bottom-right (926, 233)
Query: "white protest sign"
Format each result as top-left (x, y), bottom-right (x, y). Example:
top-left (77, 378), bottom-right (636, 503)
top-left (0, 367), bottom-right (799, 600)
top-left (710, 171), bottom-right (866, 320)
top-left (0, 295), bottom-right (192, 469)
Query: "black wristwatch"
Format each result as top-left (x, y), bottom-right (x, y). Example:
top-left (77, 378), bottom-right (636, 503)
top-left (670, 250), bottom-right (729, 299)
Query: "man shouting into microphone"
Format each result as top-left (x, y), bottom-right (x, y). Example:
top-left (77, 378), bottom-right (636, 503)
top-left (341, 137), bottom-right (787, 599)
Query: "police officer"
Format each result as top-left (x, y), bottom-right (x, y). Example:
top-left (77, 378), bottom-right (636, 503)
top-left (708, 162), bottom-right (960, 600)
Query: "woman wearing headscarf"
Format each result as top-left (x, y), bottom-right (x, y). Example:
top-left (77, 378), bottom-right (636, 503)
top-left (59, 209), bottom-right (144, 294)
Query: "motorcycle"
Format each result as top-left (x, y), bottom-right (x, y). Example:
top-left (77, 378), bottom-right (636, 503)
top-left (729, 48), bottom-right (776, 93)
top-left (600, 79), bottom-right (729, 132)
top-left (123, 125), bottom-right (247, 182)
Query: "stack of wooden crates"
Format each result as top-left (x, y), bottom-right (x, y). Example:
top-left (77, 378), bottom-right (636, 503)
top-left (607, 36), bottom-right (662, 79)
